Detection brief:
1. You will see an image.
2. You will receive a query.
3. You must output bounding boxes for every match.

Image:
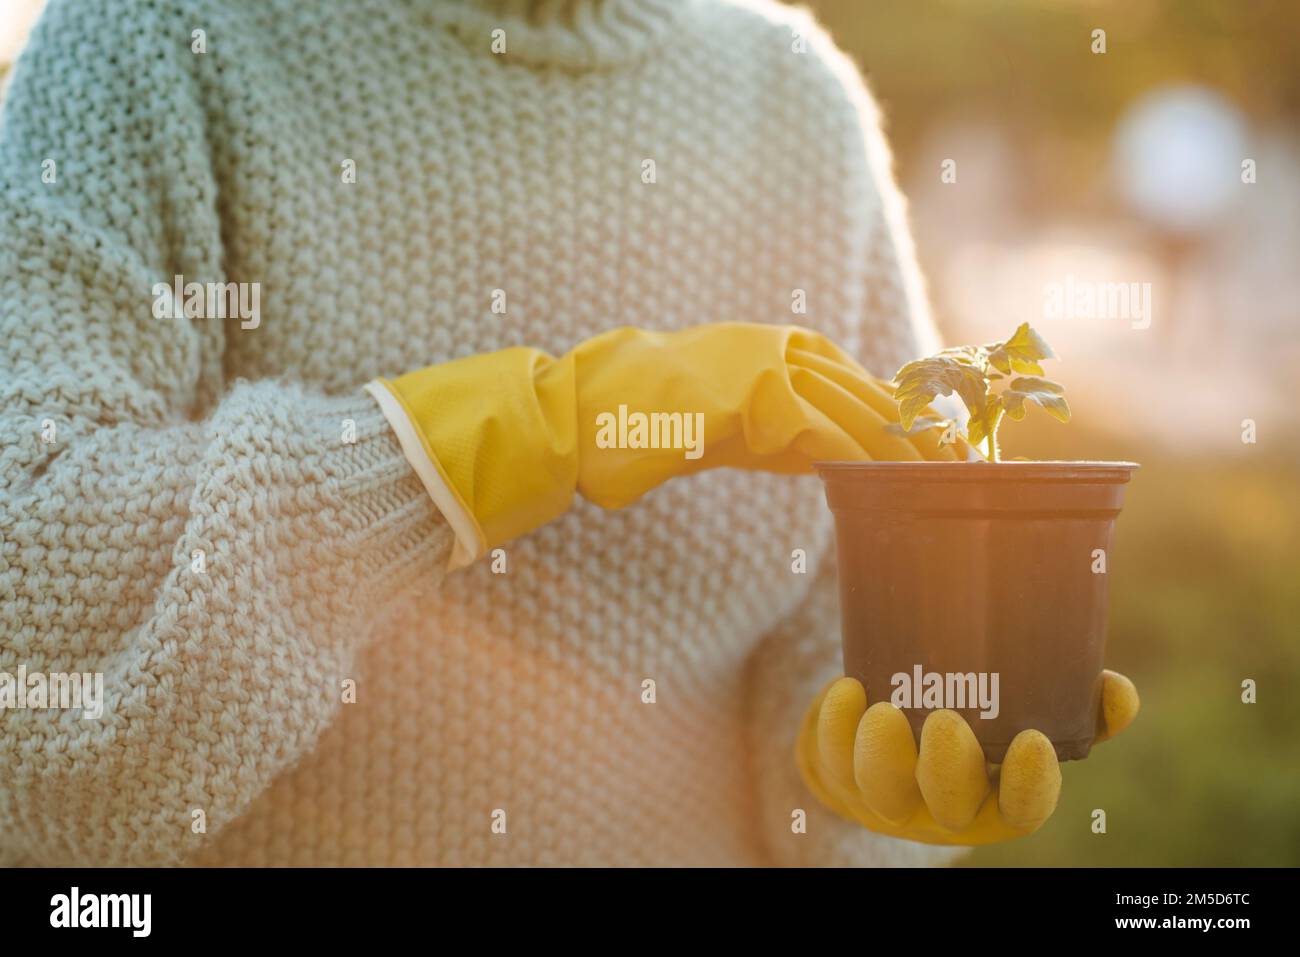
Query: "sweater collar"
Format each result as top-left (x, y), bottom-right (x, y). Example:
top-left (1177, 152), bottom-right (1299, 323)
top-left (426, 0), bottom-right (692, 69)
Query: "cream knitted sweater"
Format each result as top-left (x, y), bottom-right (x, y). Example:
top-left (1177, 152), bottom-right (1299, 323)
top-left (0, 0), bottom-right (961, 867)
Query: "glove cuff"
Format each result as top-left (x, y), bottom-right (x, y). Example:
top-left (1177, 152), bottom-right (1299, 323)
top-left (364, 379), bottom-right (485, 569)
top-left (365, 346), bottom-right (580, 569)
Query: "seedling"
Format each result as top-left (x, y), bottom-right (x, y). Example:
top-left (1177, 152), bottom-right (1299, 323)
top-left (887, 323), bottom-right (1070, 462)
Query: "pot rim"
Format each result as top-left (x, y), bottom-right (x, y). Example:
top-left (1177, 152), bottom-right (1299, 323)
top-left (815, 460), bottom-right (1140, 483)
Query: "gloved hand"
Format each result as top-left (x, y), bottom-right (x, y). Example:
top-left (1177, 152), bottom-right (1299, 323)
top-left (795, 671), bottom-right (1140, 845)
top-left (366, 322), bottom-right (964, 567)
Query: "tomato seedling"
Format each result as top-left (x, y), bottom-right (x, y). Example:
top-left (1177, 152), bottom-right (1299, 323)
top-left (888, 322), bottom-right (1070, 462)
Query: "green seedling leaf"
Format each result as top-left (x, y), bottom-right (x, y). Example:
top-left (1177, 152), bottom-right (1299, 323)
top-left (935, 344), bottom-right (987, 369)
top-left (985, 321), bottom-right (1055, 376)
top-left (890, 322), bottom-right (1068, 462)
top-left (892, 356), bottom-right (988, 430)
top-left (1001, 376), bottom-right (1071, 423)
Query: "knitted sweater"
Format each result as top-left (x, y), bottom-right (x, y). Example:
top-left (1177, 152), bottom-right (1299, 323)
top-left (0, 0), bottom-right (961, 867)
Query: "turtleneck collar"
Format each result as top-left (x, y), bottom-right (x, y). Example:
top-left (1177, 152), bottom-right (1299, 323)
top-left (423, 0), bottom-right (693, 69)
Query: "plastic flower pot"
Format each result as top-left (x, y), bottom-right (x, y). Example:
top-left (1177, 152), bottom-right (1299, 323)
top-left (816, 461), bottom-right (1139, 762)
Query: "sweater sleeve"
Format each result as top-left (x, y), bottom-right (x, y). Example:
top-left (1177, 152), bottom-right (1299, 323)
top-left (743, 8), bottom-right (965, 867)
top-left (0, 1), bottom-right (452, 866)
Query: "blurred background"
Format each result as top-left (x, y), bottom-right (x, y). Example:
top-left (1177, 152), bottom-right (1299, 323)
top-left (802, 0), bottom-right (1300, 867)
top-left (3, 0), bottom-right (1296, 866)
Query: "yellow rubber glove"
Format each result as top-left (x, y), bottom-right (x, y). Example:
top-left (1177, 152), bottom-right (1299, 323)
top-left (366, 322), bottom-right (963, 567)
top-left (796, 671), bottom-right (1140, 845)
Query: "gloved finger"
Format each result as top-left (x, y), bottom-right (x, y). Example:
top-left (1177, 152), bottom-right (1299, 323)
top-left (788, 346), bottom-right (923, 433)
top-left (784, 326), bottom-right (875, 375)
top-left (787, 366), bottom-right (925, 462)
top-left (788, 348), bottom-right (963, 462)
top-left (734, 366), bottom-right (866, 464)
top-left (1094, 669), bottom-right (1140, 743)
top-left (787, 346), bottom-right (896, 414)
top-left (996, 729), bottom-right (1062, 831)
top-left (889, 419), bottom-right (964, 462)
top-left (817, 677), bottom-right (868, 793)
top-left (796, 681), bottom-right (862, 822)
top-left (854, 702), bottom-right (922, 823)
top-left (898, 425), bottom-right (963, 462)
top-left (915, 709), bottom-right (991, 831)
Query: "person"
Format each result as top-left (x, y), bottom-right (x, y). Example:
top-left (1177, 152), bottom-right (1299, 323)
top-left (0, 0), bottom-right (1135, 866)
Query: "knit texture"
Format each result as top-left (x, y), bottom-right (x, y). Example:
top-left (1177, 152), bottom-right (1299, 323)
top-left (0, 0), bottom-right (960, 866)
